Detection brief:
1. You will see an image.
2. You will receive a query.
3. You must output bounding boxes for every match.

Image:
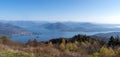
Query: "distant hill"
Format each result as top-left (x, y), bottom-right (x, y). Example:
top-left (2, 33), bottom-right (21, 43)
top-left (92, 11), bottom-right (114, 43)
top-left (3, 21), bottom-right (47, 28)
top-left (42, 22), bottom-right (120, 32)
top-left (0, 22), bottom-right (32, 36)
top-left (41, 22), bottom-right (100, 32)
top-left (63, 22), bottom-right (120, 32)
top-left (42, 22), bottom-right (73, 31)
top-left (3, 21), bottom-right (120, 32)
top-left (93, 32), bottom-right (120, 38)
top-left (3, 21), bottom-right (49, 32)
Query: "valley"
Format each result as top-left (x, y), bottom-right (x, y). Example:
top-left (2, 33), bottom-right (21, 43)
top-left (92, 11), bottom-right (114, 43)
top-left (0, 21), bottom-right (120, 43)
top-left (0, 21), bottom-right (120, 57)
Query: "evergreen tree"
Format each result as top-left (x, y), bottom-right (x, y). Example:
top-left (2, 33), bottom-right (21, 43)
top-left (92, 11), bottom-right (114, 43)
top-left (108, 36), bottom-right (114, 46)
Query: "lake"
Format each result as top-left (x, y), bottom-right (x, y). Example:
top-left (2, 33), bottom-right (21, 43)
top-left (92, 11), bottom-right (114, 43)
top-left (10, 31), bottom-right (110, 43)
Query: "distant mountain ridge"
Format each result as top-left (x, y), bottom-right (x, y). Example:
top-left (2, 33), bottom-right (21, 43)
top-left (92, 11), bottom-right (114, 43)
top-left (42, 22), bottom-right (73, 31)
top-left (0, 22), bottom-right (32, 36)
top-left (3, 21), bottom-right (120, 32)
top-left (93, 32), bottom-right (120, 38)
top-left (41, 22), bottom-right (120, 32)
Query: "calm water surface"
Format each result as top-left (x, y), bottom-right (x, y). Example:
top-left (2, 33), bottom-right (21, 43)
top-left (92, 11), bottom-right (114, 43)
top-left (10, 31), bottom-right (111, 43)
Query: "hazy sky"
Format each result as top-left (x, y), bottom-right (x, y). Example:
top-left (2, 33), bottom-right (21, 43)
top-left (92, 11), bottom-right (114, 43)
top-left (0, 0), bottom-right (120, 24)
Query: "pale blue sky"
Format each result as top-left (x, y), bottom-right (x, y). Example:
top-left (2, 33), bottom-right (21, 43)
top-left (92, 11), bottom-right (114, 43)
top-left (0, 0), bottom-right (120, 24)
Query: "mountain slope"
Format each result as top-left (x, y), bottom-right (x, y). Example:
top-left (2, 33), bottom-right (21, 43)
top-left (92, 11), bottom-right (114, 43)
top-left (4, 21), bottom-right (120, 32)
top-left (0, 22), bottom-right (32, 36)
top-left (94, 32), bottom-right (120, 38)
top-left (42, 22), bottom-right (72, 31)
top-left (44, 22), bottom-right (120, 32)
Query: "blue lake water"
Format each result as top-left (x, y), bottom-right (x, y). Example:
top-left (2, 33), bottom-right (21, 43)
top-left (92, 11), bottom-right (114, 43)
top-left (10, 31), bottom-right (107, 43)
